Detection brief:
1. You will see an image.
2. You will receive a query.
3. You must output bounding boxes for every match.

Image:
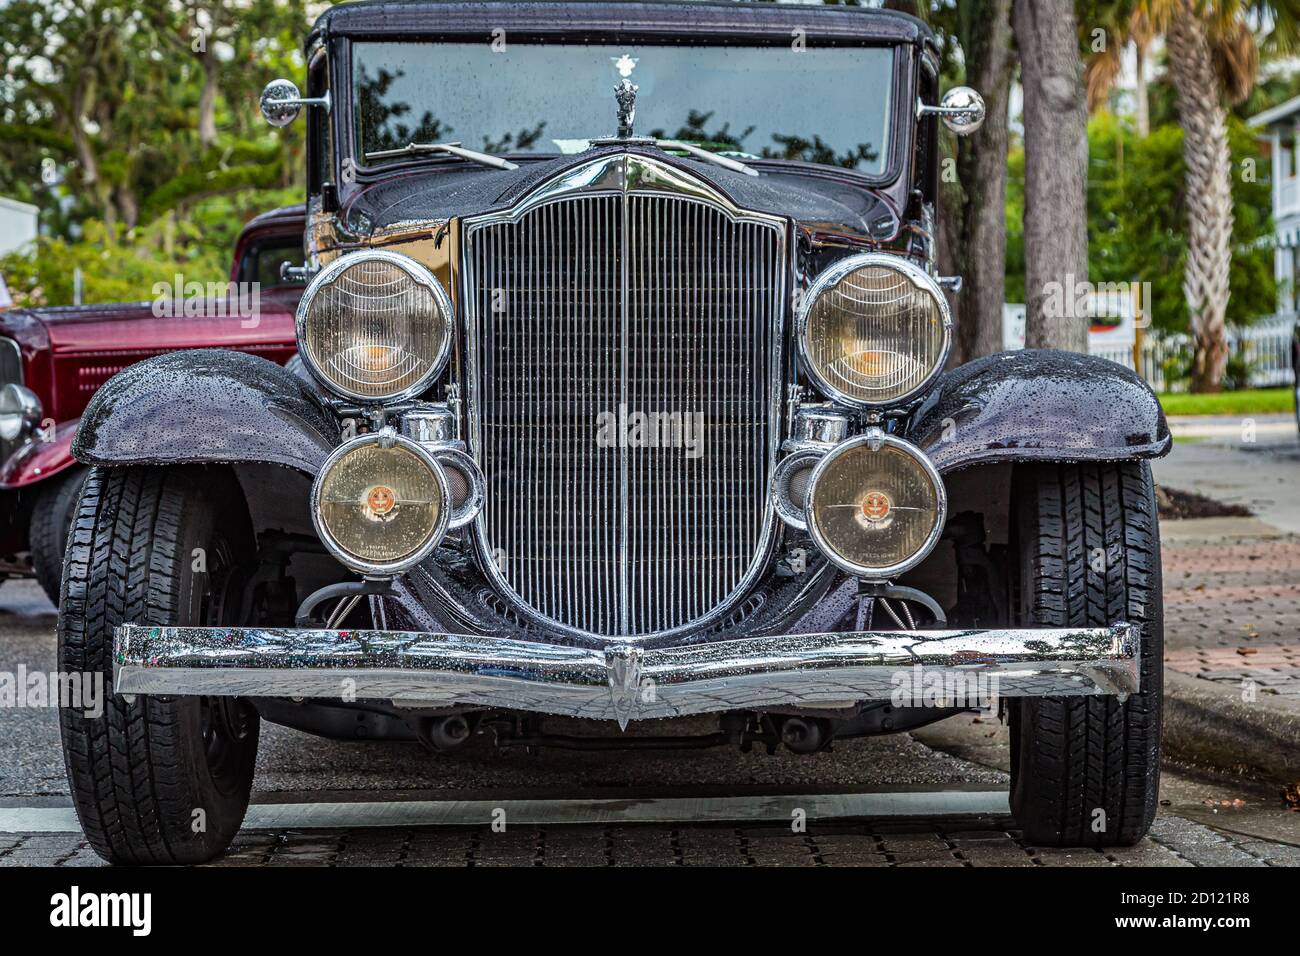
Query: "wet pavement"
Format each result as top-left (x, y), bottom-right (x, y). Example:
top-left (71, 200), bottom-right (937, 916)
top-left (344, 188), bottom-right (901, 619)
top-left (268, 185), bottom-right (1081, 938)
top-left (2, 566), bottom-right (1297, 867)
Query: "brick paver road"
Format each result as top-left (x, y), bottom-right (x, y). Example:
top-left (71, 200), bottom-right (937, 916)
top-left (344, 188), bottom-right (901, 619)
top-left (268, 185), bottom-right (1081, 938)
top-left (3, 814), bottom-right (1297, 868)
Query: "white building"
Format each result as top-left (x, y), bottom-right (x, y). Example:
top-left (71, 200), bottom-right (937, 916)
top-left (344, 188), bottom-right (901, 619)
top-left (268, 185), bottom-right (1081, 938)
top-left (1249, 95), bottom-right (1300, 311)
top-left (0, 196), bottom-right (37, 257)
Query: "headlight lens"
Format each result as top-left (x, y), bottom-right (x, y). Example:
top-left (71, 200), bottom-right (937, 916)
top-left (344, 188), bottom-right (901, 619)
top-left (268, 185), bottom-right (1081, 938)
top-left (799, 254), bottom-right (950, 407)
top-left (297, 251), bottom-right (452, 402)
top-left (312, 432), bottom-right (450, 575)
top-left (807, 433), bottom-right (946, 578)
top-left (0, 384), bottom-right (42, 443)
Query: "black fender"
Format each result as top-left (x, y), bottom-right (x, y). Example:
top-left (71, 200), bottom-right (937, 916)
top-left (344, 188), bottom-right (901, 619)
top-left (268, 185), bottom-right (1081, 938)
top-left (73, 349), bottom-right (339, 475)
top-left (910, 349), bottom-right (1171, 473)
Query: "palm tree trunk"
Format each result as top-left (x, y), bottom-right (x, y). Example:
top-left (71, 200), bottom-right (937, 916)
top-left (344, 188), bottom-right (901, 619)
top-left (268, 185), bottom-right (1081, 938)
top-left (1013, 0), bottom-right (1090, 352)
top-left (1135, 42), bottom-right (1150, 137)
top-left (1165, 8), bottom-right (1232, 393)
top-left (955, 0), bottom-right (1015, 362)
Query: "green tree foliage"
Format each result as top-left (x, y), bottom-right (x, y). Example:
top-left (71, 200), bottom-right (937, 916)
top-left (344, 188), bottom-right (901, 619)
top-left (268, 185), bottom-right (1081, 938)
top-left (0, 0), bottom-right (322, 306)
top-left (1006, 113), bottom-right (1274, 334)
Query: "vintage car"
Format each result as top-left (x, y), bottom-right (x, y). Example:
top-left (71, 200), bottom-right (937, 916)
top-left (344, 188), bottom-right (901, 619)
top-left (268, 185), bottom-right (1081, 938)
top-left (59, 0), bottom-right (1171, 865)
top-left (0, 208), bottom-right (304, 603)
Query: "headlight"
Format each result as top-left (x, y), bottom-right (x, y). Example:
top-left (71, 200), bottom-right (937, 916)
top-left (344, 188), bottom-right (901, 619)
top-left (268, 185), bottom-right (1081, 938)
top-left (296, 250), bottom-right (452, 402)
top-left (0, 384), bottom-right (42, 443)
top-left (797, 254), bottom-right (951, 407)
top-left (312, 431), bottom-right (451, 576)
top-left (806, 432), bottom-right (946, 579)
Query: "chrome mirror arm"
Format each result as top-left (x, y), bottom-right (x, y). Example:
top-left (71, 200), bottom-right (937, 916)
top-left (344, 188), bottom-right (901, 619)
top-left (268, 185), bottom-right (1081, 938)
top-left (260, 79), bottom-right (329, 127)
top-left (917, 87), bottom-right (985, 136)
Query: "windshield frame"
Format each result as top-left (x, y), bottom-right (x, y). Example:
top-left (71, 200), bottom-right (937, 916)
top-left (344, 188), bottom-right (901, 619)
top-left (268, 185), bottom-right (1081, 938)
top-left (331, 32), bottom-right (916, 189)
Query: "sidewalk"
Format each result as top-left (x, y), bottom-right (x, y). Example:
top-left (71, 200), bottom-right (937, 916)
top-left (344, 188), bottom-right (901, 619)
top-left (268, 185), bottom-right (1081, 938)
top-left (1153, 426), bottom-right (1300, 781)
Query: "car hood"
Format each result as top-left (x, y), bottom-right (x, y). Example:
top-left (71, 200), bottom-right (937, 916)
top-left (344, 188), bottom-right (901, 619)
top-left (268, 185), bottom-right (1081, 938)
top-left (4, 290), bottom-right (299, 355)
top-left (339, 145), bottom-right (903, 245)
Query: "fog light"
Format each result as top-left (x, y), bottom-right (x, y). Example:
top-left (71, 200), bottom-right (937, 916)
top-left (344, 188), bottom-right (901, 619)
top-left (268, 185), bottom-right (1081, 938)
top-left (806, 432), bottom-right (945, 579)
top-left (312, 430), bottom-right (450, 576)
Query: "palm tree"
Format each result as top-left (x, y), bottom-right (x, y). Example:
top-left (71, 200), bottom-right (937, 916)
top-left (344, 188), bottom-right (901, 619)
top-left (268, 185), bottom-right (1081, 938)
top-left (1086, 0), bottom-right (1297, 392)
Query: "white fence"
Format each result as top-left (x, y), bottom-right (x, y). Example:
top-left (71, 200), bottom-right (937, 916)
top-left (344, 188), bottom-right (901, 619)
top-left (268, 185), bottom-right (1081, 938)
top-left (1090, 315), bottom-right (1296, 393)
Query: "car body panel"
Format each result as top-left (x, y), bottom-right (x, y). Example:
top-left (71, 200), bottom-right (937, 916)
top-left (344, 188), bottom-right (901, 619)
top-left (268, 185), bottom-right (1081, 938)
top-left (73, 349), bottom-right (339, 476)
top-left (911, 349), bottom-right (1171, 473)
top-left (0, 418), bottom-right (78, 490)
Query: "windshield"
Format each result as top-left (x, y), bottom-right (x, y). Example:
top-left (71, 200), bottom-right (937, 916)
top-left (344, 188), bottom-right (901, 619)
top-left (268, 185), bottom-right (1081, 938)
top-left (352, 41), bottom-right (896, 175)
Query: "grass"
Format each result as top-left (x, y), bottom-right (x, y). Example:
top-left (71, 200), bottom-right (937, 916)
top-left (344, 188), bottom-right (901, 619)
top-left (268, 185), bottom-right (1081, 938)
top-left (1157, 387), bottom-right (1294, 417)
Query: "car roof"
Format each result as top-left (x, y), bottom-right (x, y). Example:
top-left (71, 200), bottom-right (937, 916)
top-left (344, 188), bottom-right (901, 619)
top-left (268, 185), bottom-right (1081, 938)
top-left (312, 0), bottom-right (933, 46)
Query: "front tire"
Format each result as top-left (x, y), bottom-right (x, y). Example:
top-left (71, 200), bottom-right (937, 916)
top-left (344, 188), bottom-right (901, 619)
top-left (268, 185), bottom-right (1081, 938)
top-left (1008, 461), bottom-right (1163, 847)
top-left (58, 466), bottom-right (259, 865)
top-left (30, 465), bottom-right (87, 606)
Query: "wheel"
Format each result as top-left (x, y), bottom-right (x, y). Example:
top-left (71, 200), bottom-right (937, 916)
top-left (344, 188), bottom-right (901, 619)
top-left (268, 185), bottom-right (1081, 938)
top-left (1008, 461), bottom-right (1162, 847)
top-left (58, 466), bottom-right (260, 865)
top-left (29, 466), bottom-right (87, 606)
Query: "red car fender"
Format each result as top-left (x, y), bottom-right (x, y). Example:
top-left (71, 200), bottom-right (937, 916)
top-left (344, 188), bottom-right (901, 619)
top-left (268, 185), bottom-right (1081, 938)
top-left (0, 418), bottom-right (80, 491)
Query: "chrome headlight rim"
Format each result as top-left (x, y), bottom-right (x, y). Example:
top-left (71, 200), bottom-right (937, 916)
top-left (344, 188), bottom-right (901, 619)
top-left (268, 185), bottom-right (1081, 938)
top-left (310, 431), bottom-right (452, 577)
top-left (771, 447), bottom-right (825, 531)
top-left (294, 249), bottom-right (454, 404)
top-left (430, 446), bottom-right (486, 530)
top-left (805, 432), bottom-right (947, 581)
top-left (795, 253), bottom-right (953, 410)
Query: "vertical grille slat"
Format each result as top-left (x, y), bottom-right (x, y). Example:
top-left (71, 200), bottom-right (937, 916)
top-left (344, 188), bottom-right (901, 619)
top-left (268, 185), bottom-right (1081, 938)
top-left (466, 184), bottom-right (783, 637)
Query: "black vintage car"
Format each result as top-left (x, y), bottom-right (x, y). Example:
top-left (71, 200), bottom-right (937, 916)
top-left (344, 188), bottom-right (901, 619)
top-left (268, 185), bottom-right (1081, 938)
top-left (60, 0), bottom-right (1170, 864)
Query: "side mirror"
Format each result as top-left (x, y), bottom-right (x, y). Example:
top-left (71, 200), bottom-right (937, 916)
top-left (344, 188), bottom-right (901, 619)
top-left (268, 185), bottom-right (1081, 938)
top-left (918, 86), bottom-right (986, 136)
top-left (260, 78), bottom-right (330, 128)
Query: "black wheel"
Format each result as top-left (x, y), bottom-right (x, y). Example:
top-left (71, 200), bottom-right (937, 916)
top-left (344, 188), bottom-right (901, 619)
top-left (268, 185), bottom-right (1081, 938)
top-left (58, 466), bottom-right (260, 865)
top-left (1008, 461), bottom-right (1162, 847)
top-left (29, 465), bottom-right (87, 606)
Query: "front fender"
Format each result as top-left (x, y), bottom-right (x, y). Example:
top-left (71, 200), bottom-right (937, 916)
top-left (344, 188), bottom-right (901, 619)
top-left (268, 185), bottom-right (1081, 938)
top-left (73, 349), bottom-right (339, 475)
top-left (911, 349), bottom-right (1171, 473)
top-left (0, 419), bottom-right (79, 490)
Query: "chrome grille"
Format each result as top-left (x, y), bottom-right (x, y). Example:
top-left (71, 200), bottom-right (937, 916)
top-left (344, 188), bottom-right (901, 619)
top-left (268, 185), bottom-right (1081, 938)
top-left (0, 337), bottom-right (22, 462)
top-left (465, 181), bottom-right (785, 637)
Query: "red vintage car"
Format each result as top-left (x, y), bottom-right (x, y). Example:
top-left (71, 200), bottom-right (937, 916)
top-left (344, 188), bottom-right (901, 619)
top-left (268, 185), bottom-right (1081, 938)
top-left (0, 205), bottom-right (305, 603)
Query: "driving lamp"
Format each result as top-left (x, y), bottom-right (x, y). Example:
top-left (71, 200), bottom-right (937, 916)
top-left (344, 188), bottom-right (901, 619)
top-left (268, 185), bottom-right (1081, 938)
top-left (312, 431), bottom-right (451, 576)
top-left (296, 250), bottom-right (452, 402)
top-left (798, 254), bottom-right (951, 407)
top-left (806, 432), bottom-right (946, 579)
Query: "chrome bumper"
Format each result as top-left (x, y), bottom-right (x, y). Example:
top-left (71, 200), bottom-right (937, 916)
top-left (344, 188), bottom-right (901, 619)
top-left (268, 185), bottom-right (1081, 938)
top-left (113, 623), bottom-right (1139, 727)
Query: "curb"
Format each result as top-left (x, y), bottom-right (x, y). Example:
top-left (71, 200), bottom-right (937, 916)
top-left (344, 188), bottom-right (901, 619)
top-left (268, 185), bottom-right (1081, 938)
top-left (1162, 669), bottom-right (1300, 783)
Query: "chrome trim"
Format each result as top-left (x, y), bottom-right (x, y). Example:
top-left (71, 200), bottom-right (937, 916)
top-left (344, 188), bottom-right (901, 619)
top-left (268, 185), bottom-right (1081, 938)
top-left (461, 152), bottom-right (790, 643)
top-left (806, 432), bottom-right (948, 581)
top-left (0, 337), bottom-right (21, 387)
top-left (772, 448), bottom-right (824, 531)
top-left (917, 86), bottom-right (986, 136)
top-left (430, 446), bottom-right (486, 530)
top-left (399, 404), bottom-right (458, 448)
top-left (795, 253), bottom-right (953, 410)
top-left (310, 430), bottom-right (452, 577)
top-left (114, 622), bottom-right (1141, 727)
top-left (790, 405), bottom-right (849, 447)
top-left (294, 249), bottom-right (454, 403)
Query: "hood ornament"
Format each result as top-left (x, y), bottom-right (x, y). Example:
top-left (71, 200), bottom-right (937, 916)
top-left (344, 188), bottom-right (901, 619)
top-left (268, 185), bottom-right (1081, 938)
top-left (612, 54), bottom-right (639, 139)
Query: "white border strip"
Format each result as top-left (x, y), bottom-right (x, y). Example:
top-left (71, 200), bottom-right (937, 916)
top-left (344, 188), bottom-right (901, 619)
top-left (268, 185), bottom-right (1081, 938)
top-left (0, 791), bottom-right (1010, 833)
